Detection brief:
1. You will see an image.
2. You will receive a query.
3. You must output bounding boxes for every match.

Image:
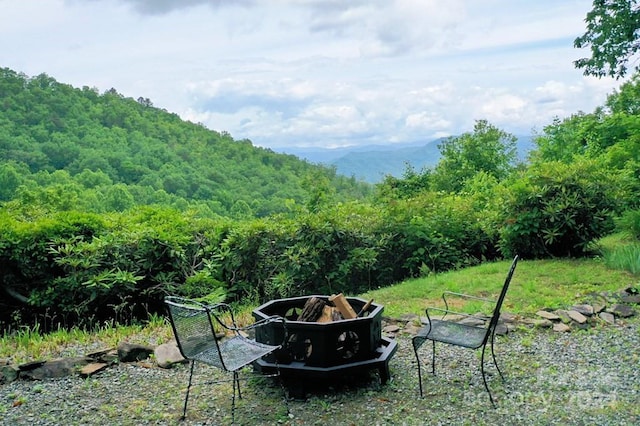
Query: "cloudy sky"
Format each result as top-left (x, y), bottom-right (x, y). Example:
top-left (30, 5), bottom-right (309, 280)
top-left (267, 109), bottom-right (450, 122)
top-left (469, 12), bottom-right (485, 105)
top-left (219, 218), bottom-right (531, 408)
top-left (0, 0), bottom-right (625, 150)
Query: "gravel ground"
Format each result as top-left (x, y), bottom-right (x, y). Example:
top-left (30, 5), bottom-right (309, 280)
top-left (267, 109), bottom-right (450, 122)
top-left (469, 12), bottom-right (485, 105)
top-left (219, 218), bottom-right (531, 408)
top-left (1, 316), bottom-right (639, 426)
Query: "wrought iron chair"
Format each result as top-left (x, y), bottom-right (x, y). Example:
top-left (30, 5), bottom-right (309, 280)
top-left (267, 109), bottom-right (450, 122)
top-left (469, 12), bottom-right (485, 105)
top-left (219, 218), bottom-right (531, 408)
top-left (164, 296), bottom-right (288, 423)
top-left (412, 255), bottom-right (519, 407)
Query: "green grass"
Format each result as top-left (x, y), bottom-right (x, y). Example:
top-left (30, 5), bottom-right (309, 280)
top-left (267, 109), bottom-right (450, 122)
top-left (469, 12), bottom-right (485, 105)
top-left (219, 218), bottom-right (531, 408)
top-left (0, 313), bottom-right (171, 365)
top-left (361, 257), bottom-right (638, 318)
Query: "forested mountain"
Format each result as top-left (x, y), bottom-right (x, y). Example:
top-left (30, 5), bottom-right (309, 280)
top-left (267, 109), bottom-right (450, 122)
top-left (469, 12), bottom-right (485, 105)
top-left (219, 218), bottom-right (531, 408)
top-left (0, 68), bottom-right (371, 218)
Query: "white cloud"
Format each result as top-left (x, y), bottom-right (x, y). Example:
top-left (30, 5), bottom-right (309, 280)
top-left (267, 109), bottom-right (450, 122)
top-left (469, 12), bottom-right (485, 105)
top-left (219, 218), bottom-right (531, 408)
top-left (1, 0), bottom-right (628, 149)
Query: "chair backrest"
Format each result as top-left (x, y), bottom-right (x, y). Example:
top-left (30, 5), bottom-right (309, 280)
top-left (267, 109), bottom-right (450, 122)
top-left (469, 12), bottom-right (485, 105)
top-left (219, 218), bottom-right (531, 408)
top-left (486, 255), bottom-right (519, 336)
top-left (165, 296), bottom-right (225, 370)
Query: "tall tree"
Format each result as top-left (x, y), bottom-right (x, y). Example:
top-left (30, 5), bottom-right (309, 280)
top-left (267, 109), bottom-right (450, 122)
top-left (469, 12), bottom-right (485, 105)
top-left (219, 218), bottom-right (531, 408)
top-left (431, 120), bottom-right (517, 193)
top-left (574, 0), bottom-right (640, 79)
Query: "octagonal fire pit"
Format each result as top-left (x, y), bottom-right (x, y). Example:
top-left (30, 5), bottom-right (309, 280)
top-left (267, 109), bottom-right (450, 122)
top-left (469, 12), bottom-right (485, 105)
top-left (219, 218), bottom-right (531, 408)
top-left (252, 295), bottom-right (397, 394)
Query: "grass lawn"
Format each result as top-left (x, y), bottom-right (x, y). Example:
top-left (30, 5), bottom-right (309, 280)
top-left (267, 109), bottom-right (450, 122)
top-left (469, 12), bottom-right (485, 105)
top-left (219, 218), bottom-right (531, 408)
top-left (362, 257), bottom-right (638, 319)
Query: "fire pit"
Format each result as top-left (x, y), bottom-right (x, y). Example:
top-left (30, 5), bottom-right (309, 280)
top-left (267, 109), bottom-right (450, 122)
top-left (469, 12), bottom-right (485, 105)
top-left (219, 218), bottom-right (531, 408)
top-left (252, 295), bottom-right (397, 395)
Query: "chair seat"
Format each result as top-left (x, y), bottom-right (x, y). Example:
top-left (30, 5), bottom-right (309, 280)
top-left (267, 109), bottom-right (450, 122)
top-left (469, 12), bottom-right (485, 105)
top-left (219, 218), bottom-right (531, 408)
top-left (416, 319), bottom-right (487, 349)
top-left (192, 335), bottom-right (279, 372)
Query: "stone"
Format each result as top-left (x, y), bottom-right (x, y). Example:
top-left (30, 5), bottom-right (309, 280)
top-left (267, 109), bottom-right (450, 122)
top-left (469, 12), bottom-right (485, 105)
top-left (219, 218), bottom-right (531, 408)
top-left (536, 310), bottom-right (561, 321)
top-left (599, 312), bottom-right (615, 325)
top-left (80, 363), bottom-right (108, 377)
top-left (86, 348), bottom-right (118, 364)
top-left (567, 310), bottom-right (588, 324)
top-left (608, 304), bottom-right (635, 318)
top-left (117, 342), bottom-right (154, 363)
top-left (494, 323), bottom-right (509, 336)
top-left (529, 319), bottom-right (553, 328)
top-left (382, 324), bottom-right (401, 333)
top-left (571, 304), bottom-right (594, 316)
top-left (155, 341), bottom-right (187, 369)
top-left (458, 317), bottom-right (485, 327)
top-left (620, 294), bottom-right (640, 304)
top-left (555, 310), bottom-right (572, 324)
top-left (499, 312), bottom-right (519, 323)
top-left (19, 357), bottom-right (93, 380)
top-left (591, 301), bottom-right (606, 314)
top-left (553, 323), bottom-right (571, 333)
top-left (1, 363), bottom-right (20, 384)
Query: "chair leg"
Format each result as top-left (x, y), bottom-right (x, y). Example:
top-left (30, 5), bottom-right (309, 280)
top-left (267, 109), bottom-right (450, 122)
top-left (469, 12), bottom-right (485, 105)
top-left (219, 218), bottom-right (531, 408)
top-left (411, 338), bottom-right (424, 397)
top-left (490, 333), bottom-right (505, 381)
top-left (431, 340), bottom-right (436, 375)
top-left (182, 361), bottom-right (196, 420)
top-left (231, 371), bottom-right (240, 424)
top-left (480, 345), bottom-right (496, 408)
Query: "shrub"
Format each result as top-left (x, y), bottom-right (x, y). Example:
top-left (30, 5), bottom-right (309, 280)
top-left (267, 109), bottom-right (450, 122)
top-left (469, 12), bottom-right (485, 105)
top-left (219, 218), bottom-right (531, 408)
top-left (498, 159), bottom-right (621, 258)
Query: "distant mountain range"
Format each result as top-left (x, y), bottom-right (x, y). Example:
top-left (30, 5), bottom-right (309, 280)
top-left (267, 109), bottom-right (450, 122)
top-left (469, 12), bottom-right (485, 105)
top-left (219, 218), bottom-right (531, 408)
top-left (275, 136), bottom-right (535, 183)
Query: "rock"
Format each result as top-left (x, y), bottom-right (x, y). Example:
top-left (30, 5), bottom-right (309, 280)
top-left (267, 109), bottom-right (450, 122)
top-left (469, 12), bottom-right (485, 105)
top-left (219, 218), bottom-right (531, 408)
top-left (608, 304), bottom-right (635, 318)
top-left (382, 324), bottom-right (401, 333)
top-left (567, 310), bottom-right (588, 324)
top-left (155, 341), bottom-right (187, 368)
top-left (599, 312), bottom-right (615, 325)
top-left (591, 301), bottom-right (606, 314)
top-left (499, 312), bottom-right (519, 323)
top-left (536, 310), bottom-right (561, 321)
top-left (620, 294), bottom-right (640, 304)
top-left (1, 363), bottom-right (20, 384)
top-left (458, 317), bottom-right (485, 327)
top-left (553, 323), bottom-right (571, 333)
top-left (554, 310), bottom-right (573, 324)
top-left (19, 357), bottom-right (93, 380)
top-left (571, 304), bottom-right (594, 316)
top-left (117, 342), bottom-right (154, 362)
top-left (494, 323), bottom-right (509, 336)
top-left (86, 348), bottom-right (119, 364)
top-left (527, 319), bottom-right (553, 328)
top-left (80, 363), bottom-right (108, 377)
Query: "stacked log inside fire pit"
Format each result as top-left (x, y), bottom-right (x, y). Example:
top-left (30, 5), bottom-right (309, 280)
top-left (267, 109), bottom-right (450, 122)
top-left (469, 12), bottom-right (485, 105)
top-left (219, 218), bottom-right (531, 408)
top-left (297, 294), bottom-right (371, 323)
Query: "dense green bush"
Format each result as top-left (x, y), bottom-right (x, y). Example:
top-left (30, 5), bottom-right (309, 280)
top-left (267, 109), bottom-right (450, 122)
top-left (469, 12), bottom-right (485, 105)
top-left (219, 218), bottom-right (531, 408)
top-left (498, 159), bottom-right (622, 258)
top-left (381, 192), bottom-right (499, 275)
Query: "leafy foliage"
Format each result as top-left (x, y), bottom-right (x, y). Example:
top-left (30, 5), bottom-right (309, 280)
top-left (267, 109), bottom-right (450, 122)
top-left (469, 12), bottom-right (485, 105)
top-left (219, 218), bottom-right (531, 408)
top-left (574, 0), bottom-right (640, 79)
top-left (498, 159), bottom-right (621, 258)
top-left (431, 120), bottom-right (518, 193)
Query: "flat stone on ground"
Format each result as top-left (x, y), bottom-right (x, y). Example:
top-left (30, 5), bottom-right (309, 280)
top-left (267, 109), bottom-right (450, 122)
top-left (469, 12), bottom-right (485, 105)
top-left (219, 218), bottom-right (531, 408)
top-left (536, 310), bottom-right (560, 320)
top-left (567, 310), bottom-right (588, 324)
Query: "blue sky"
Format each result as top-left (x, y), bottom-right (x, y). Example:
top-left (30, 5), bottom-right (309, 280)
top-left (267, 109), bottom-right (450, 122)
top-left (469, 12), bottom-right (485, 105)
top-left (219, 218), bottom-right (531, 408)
top-left (0, 0), bottom-right (626, 149)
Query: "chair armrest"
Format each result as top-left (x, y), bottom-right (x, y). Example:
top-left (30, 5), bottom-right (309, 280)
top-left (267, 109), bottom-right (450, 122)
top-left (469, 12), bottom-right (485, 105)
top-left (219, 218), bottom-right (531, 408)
top-left (441, 291), bottom-right (496, 312)
top-left (207, 304), bottom-right (288, 346)
top-left (425, 306), bottom-right (482, 322)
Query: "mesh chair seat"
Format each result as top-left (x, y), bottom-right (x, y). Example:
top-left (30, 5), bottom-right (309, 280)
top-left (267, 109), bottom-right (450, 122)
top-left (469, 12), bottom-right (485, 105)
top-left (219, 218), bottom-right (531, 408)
top-left (192, 335), bottom-right (280, 372)
top-left (415, 320), bottom-right (487, 349)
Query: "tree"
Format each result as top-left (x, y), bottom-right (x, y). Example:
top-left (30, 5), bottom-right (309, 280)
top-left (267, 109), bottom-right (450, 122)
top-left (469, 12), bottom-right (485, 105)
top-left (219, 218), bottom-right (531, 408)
top-left (431, 120), bottom-right (517, 193)
top-left (574, 0), bottom-right (640, 79)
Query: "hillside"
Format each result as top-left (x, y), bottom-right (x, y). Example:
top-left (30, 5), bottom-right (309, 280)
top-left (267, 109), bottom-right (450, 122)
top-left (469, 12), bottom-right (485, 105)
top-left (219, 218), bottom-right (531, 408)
top-left (0, 68), bottom-right (372, 217)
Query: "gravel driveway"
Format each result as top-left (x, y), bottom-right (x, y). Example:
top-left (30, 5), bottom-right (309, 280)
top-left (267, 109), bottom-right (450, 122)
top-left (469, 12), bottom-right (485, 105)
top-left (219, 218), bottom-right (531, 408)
top-left (1, 316), bottom-right (638, 425)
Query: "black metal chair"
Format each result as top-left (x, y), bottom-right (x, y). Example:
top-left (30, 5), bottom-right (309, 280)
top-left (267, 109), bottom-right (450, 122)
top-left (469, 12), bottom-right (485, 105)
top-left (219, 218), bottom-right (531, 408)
top-left (412, 255), bottom-right (519, 407)
top-left (164, 296), bottom-right (288, 423)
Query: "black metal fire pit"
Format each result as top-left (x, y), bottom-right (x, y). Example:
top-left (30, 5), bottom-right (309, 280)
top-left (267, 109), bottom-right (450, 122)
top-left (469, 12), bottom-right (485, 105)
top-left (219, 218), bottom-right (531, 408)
top-left (252, 295), bottom-right (397, 395)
